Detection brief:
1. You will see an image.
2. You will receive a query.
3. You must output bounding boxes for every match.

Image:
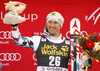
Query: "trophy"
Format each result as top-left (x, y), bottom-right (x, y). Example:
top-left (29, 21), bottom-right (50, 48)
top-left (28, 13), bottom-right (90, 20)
top-left (3, 1), bottom-right (27, 25)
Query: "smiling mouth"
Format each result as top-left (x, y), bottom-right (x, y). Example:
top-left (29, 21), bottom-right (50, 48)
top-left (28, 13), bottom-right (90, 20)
top-left (50, 28), bottom-right (54, 30)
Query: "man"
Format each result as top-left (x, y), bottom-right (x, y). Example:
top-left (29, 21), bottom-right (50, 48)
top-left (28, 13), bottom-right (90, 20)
top-left (11, 11), bottom-right (70, 71)
top-left (3, 11), bottom-right (92, 71)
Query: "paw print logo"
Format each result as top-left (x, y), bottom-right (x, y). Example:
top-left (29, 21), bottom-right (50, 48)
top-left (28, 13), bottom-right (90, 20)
top-left (61, 45), bottom-right (69, 52)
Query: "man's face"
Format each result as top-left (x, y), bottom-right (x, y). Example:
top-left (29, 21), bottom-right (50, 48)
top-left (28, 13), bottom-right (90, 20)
top-left (47, 20), bottom-right (61, 37)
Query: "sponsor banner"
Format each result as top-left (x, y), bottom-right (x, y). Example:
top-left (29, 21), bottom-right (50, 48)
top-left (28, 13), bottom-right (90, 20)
top-left (0, 0), bottom-right (100, 71)
top-left (0, 53), bottom-right (21, 61)
top-left (37, 66), bottom-right (68, 71)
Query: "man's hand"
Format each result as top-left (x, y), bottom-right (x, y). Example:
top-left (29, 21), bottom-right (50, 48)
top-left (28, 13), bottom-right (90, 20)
top-left (79, 56), bottom-right (93, 69)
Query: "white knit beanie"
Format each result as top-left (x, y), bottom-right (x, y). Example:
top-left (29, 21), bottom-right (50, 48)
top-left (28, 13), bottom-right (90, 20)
top-left (46, 11), bottom-right (64, 27)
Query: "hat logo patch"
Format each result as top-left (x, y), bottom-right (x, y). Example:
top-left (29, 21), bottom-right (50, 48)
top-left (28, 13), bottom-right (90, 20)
top-left (51, 12), bottom-right (56, 16)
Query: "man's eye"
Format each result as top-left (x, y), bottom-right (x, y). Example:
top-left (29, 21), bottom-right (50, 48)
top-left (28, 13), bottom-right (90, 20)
top-left (48, 21), bottom-right (52, 23)
top-left (54, 22), bottom-right (57, 24)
